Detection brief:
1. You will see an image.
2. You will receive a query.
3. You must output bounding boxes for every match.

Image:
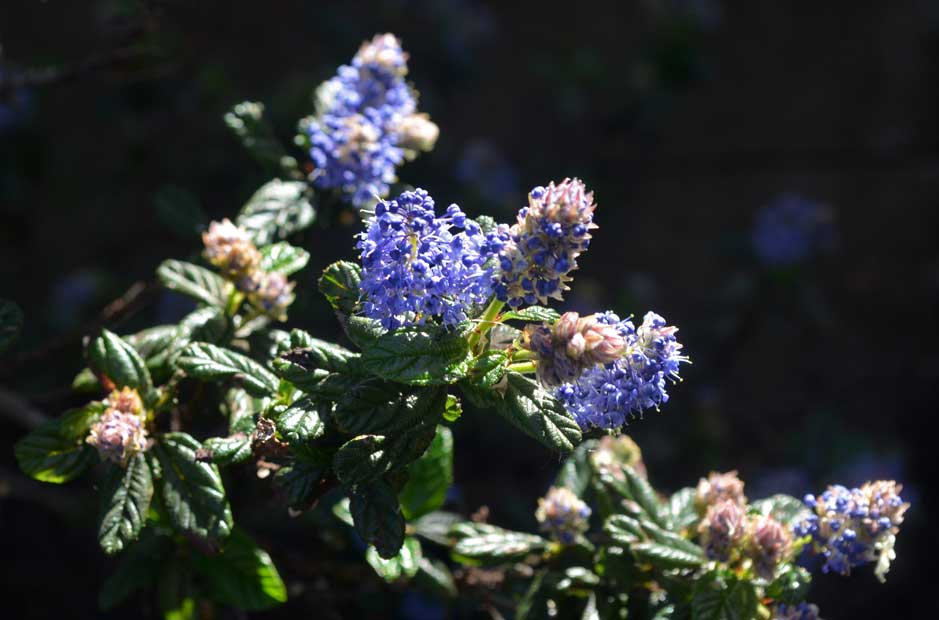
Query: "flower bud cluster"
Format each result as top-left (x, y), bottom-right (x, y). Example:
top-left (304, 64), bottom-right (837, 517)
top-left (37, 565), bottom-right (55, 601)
top-left (794, 480), bottom-right (909, 582)
top-left (304, 33), bottom-right (438, 208)
top-left (698, 499), bottom-right (748, 561)
top-left (589, 434), bottom-right (647, 480)
top-left (202, 219), bottom-right (295, 321)
top-left (696, 470), bottom-right (747, 511)
top-left (522, 311), bottom-right (626, 387)
top-left (86, 388), bottom-right (148, 466)
top-left (494, 179), bottom-right (596, 308)
top-left (556, 311), bottom-right (688, 430)
top-left (356, 189), bottom-right (504, 329)
top-left (748, 514), bottom-right (794, 579)
top-left (535, 486), bottom-right (591, 544)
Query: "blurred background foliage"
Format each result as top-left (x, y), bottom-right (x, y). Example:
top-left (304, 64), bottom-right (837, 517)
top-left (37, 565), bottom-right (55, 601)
top-left (1, 0), bottom-right (937, 618)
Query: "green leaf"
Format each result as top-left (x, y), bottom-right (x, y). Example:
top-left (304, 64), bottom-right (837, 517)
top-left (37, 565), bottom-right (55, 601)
top-left (623, 466), bottom-right (669, 528)
top-left (259, 241), bottom-right (310, 275)
top-left (154, 432), bottom-right (233, 542)
top-left (361, 325), bottom-right (470, 385)
top-left (501, 306), bottom-right (561, 323)
top-left (691, 576), bottom-right (758, 620)
top-left (177, 342), bottom-right (279, 397)
top-left (88, 329), bottom-right (155, 400)
top-left (274, 339), bottom-right (358, 376)
top-left (225, 387), bottom-right (260, 433)
top-left (489, 373), bottom-right (582, 453)
top-left (157, 260), bottom-right (229, 308)
top-left (332, 378), bottom-right (405, 435)
top-left (604, 514), bottom-right (646, 546)
top-left (318, 260), bottom-right (361, 320)
top-left (365, 537), bottom-right (423, 582)
top-left (750, 494), bottom-right (811, 527)
top-left (765, 564), bottom-right (811, 604)
top-left (414, 557), bottom-right (458, 598)
top-left (669, 487), bottom-right (699, 531)
top-left (350, 480), bottom-right (406, 559)
top-left (346, 316), bottom-right (384, 349)
top-left (98, 454), bottom-right (153, 555)
top-left (225, 102), bottom-right (298, 177)
top-left (443, 393), bottom-right (462, 422)
top-left (412, 510), bottom-right (463, 546)
top-left (194, 527), bottom-right (287, 610)
top-left (201, 434), bottom-right (252, 466)
top-left (237, 179), bottom-right (314, 246)
top-left (555, 439), bottom-right (597, 497)
top-left (556, 567), bottom-right (601, 593)
top-left (154, 185), bottom-right (207, 239)
top-left (14, 403), bottom-right (104, 483)
top-left (274, 396), bottom-right (327, 444)
top-left (274, 459), bottom-right (326, 509)
top-left (631, 542), bottom-right (704, 569)
top-left (126, 324), bottom-right (179, 360)
top-left (98, 531), bottom-right (170, 610)
top-left (0, 298), bottom-right (24, 353)
top-left (451, 523), bottom-right (547, 563)
top-left (399, 425), bottom-right (453, 520)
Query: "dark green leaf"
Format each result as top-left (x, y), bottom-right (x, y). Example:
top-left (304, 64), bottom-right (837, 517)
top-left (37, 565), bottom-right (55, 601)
top-left (177, 342), bottom-right (279, 397)
top-left (259, 241), bottom-right (310, 275)
top-left (399, 425), bottom-right (453, 520)
top-left (126, 325), bottom-right (178, 360)
top-left (765, 564), bottom-right (811, 604)
top-left (98, 454), bottom-right (153, 555)
top-left (194, 527), bottom-right (287, 610)
top-left (154, 185), bottom-right (207, 239)
top-left (501, 306), bottom-right (561, 323)
top-left (0, 298), bottom-right (24, 353)
top-left (154, 432), bottom-right (232, 542)
top-left (225, 102), bottom-right (299, 177)
top-left (365, 537), bottom-right (422, 582)
top-left (88, 329), bottom-right (155, 400)
top-left (202, 434), bottom-right (252, 465)
top-left (414, 557), bottom-right (458, 598)
top-left (361, 325), bottom-right (470, 385)
top-left (14, 403), bottom-right (104, 483)
top-left (346, 316), bottom-right (384, 349)
top-left (225, 387), bottom-right (259, 433)
top-left (556, 439), bottom-right (597, 497)
top-left (452, 523), bottom-right (547, 563)
top-left (691, 577), bottom-right (758, 620)
top-left (669, 487), bottom-right (699, 531)
top-left (98, 531), bottom-right (170, 610)
top-left (274, 459), bottom-right (326, 509)
top-left (750, 494), bottom-right (811, 527)
top-left (318, 260), bottom-right (361, 320)
top-left (332, 378), bottom-right (405, 435)
top-left (350, 480), bottom-right (406, 559)
top-left (237, 179), bottom-right (314, 245)
top-left (157, 260), bottom-right (229, 308)
top-left (274, 339), bottom-right (358, 377)
top-left (489, 373), bottom-right (581, 453)
top-left (605, 514), bottom-right (646, 546)
top-left (631, 542), bottom-right (704, 569)
top-left (274, 396), bottom-right (327, 444)
top-left (516, 570), bottom-right (549, 620)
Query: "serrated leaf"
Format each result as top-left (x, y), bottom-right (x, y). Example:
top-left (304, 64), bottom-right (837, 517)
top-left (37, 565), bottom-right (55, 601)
top-left (237, 179), bottom-right (314, 246)
top-left (225, 387), bottom-right (259, 433)
top-left (750, 494), bottom-right (811, 527)
top-left (346, 316), bottom-right (384, 349)
top-left (274, 459), bottom-right (326, 509)
top-left (157, 260), bottom-right (229, 308)
top-left (691, 577), bottom-right (758, 620)
top-left (14, 403), bottom-right (104, 483)
top-left (332, 378), bottom-right (405, 435)
top-left (274, 396), bottom-right (327, 444)
top-left (318, 260), bottom-right (361, 320)
top-left (366, 537), bottom-right (423, 582)
top-left (202, 434), bottom-right (252, 465)
top-left (259, 241), bottom-right (310, 276)
top-left (126, 324), bottom-right (178, 360)
top-left (193, 527), bottom-right (287, 610)
top-left (605, 514), bottom-right (646, 545)
top-left (489, 373), bottom-right (582, 453)
top-left (412, 510), bottom-right (463, 546)
top-left (98, 454), bottom-right (153, 555)
top-left (399, 425), bottom-right (453, 520)
top-left (274, 339), bottom-right (358, 378)
top-left (154, 432), bottom-right (232, 542)
top-left (555, 439), bottom-right (597, 497)
top-left (177, 342), bottom-right (278, 397)
top-left (501, 306), bottom-right (561, 323)
top-left (622, 465), bottom-right (669, 528)
top-left (361, 325), bottom-right (470, 386)
top-left (350, 480), bottom-right (406, 559)
top-left (452, 524), bottom-right (547, 563)
top-left (669, 487), bottom-right (699, 531)
top-left (88, 329), bottom-right (155, 400)
top-left (631, 542), bottom-right (704, 569)
top-left (0, 298), bottom-right (24, 353)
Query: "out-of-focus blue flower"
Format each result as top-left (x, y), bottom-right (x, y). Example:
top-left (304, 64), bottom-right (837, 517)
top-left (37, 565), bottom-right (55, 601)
top-left (356, 188), bottom-right (503, 329)
top-left (536, 486), bottom-right (591, 544)
top-left (770, 602), bottom-right (823, 620)
top-left (304, 34), bottom-right (437, 209)
top-left (455, 139), bottom-right (521, 206)
top-left (556, 311), bottom-right (688, 430)
top-left (495, 178), bottom-right (596, 308)
top-left (794, 480), bottom-right (909, 582)
top-left (0, 69), bottom-right (33, 132)
top-left (751, 193), bottom-right (836, 267)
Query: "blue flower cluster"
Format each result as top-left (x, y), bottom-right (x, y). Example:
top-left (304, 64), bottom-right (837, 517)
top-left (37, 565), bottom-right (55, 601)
top-left (536, 486), bottom-right (591, 544)
top-left (304, 34), bottom-right (437, 208)
top-left (751, 193), bottom-right (835, 266)
top-left (556, 311), bottom-right (688, 430)
top-left (770, 602), bottom-right (821, 620)
top-left (495, 178), bottom-right (596, 308)
top-left (794, 480), bottom-right (909, 582)
top-left (356, 188), bottom-right (503, 329)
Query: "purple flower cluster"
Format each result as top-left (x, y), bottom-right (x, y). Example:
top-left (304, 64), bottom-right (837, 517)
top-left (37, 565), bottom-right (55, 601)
top-left (536, 486), bottom-right (591, 544)
top-left (770, 602), bottom-right (822, 620)
top-left (794, 480), bottom-right (909, 582)
top-left (86, 388), bottom-right (148, 466)
top-left (522, 312), bottom-right (626, 387)
top-left (356, 189), bottom-right (503, 329)
top-left (494, 179), bottom-right (596, 308)
top-left (751, 193), bottom-right (835, 266)
top-left (304, 34), bottom-right (437, 208)
top-left (556, 311), bottom-right (688, 430)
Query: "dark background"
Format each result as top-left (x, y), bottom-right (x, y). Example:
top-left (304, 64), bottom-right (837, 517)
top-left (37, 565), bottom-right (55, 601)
top-left (2, 1), bottom-right (937, 618)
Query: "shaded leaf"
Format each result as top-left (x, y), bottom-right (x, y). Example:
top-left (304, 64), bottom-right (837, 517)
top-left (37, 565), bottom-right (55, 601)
top-left (98, 454), bottom-right (153, 555)
top-left (275, 459), bottom-right (326, 509)
top-left (361, 325), bottom-right (470, 386)
top-left (98, 531), bottom-right (170, 610)
top-left (489, 373), bottom-right (581, 453)
top-left (154, 185), bottom-right (207, 239)
top-left (332, 378), bottom-right (405, 435)
top-left (177, 342), bottom-right (279, 397)
top-left (350, 480), bottom-right (406, 559)
top-left (202, 434), bottom-right (252, 466)
top-left (318, 260), bottom-right (361, 320)
top-left (14, 403), bottom-right (104, 483)
top-left (399, 425), bottom-right (453, 520)
top-left (274, 396), bottom-right (327, 444)
top-left (88, 329), bottom-right (155, 400)
top-left (194, 527), bottom-right (287, 610)
top-left (0, 298), bottom-right (24, 353)
top-left (555, 439), bottom-right (597, 497)
top-left (157, 260), bottom-right (228, 308)
top-left (414, 557), bottom-right (458, 598)
top-left (237, 179), bottom-right (314, 246)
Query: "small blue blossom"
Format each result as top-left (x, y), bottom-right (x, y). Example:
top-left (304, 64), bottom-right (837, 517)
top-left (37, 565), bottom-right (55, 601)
top-left (751, 193), bottom-right (836, 266)
top-left (556, 311), bottom-right (688, 430)
top-left (356, 188), bottom-right (503, 329)
top-left (536, 486), bottom-right (591, 544)
top-left (794, 480), bottom-right (909, 582)
top-left (770, 602), bottom-right (822, 620)
top-left (495, 178), bottom-right (596, 308)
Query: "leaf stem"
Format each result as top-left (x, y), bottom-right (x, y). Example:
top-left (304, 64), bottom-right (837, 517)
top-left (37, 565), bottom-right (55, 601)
top-left (469, 298), bottom-right (506, 352)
